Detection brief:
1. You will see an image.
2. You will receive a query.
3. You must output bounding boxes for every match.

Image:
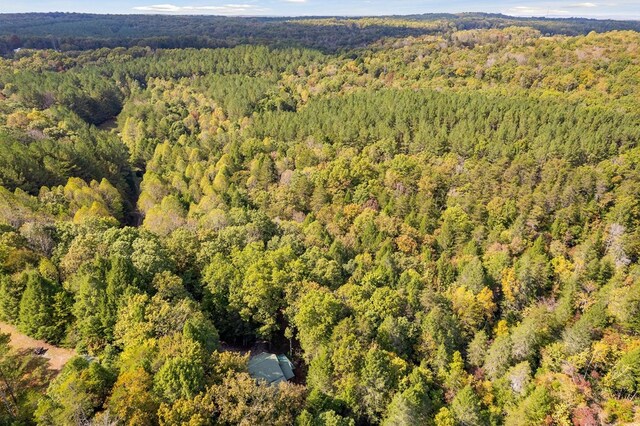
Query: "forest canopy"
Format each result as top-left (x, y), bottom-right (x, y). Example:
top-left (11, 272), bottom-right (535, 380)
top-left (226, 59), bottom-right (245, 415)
top-left (0, 13), bottom-right (639, 426)
top-left (3, 12), bottom-right (640, 53)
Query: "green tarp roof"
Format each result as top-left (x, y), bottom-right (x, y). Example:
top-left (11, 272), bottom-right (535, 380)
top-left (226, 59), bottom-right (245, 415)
top-left (277, 354), bottom-right (295, 380)
top-left (248, 352), bottom-right (295, 384)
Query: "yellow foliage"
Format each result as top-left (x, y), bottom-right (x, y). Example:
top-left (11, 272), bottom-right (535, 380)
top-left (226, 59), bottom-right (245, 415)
top-left (73, 201), bottom-right (113, 224)
top-left (478, 379), bottom-right (496, 408)
top-left (451, 286), bottom-right (496, 330)
top-left (38, 258), bottom-right (58, 282)
top-left (434, 407), bottom-right (455, 426)
top-left (501, 267), bottom-right (517, 304)
top-left (495, 320), bottom-right (509, 337)
top-left (343, 203), bottom-right (362, 221)
top-left (477, 287), bottom-right (497, 316)
top-left (212, 165), bottom-right (230, 193)
top-left (551, 256), bottom-right (574, 283)
top-left (6, 111), bottom-right (29, 128)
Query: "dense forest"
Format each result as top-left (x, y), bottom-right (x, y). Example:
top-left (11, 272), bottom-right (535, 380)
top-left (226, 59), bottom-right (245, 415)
top-left (3, 13), bottom-right (640, 53)
top-left (0, 13), bottom-right (639, 426)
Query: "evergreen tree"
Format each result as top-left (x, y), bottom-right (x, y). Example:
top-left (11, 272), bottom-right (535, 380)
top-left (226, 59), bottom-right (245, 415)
top-left (18, 271), bottom-right (62, 342)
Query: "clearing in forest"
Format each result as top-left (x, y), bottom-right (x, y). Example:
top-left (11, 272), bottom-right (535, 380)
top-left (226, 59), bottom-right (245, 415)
top-left (0, 322), bottom-right (75, 371)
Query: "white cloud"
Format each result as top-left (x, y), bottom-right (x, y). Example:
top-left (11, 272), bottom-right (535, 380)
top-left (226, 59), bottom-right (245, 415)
top-left (568, 2), bottom-right (598, 7)
top-left (133, 3), bottom-right (269, 14)
top-left (282, 0), bottom-right (307, 3)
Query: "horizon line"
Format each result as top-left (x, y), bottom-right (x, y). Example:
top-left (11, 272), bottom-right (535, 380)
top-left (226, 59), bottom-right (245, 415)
top-left (0, 11), bottom-right (639, 21)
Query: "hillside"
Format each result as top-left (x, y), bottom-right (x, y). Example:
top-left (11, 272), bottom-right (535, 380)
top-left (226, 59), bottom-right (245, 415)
top-left (2, 12), bottom-right (640, 53)
top-left (0, 14), bottom-right (638, 426)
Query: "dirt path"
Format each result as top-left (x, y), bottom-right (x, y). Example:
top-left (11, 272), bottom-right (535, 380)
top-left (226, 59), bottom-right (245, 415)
top-left (0, 322), bottom-right (75, 371)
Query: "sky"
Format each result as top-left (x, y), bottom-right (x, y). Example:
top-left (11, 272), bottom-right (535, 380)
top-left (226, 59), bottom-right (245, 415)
top-left (2, 0), bottom-right (640, 19)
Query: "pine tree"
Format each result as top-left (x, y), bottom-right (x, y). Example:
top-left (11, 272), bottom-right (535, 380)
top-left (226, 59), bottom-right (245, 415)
top-left (18, 272), bottom-right (60, 342)
top-left (0, 273), bottom-right (24, 322)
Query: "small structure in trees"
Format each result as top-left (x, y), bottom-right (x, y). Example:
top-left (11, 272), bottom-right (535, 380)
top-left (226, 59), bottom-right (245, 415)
top-left (248, 352), bottom-right (295, 385)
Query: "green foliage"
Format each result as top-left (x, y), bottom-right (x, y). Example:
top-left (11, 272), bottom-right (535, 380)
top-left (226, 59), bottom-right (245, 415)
top-left (360, 346), bottom-right (409, 423)
top-left (382, 367), bottom-right (442, 426)
top-left (604, 346), bottom-right (640, 397)
top-left (504, 386), bottom-right (553, 426)
top-left (4, 13), bottom-right (640, 54)
top-left (0, 273), bottom-right (24, 322)
top-left (450, 385), bottom-right (487, 426)
top-left (73, 272), bottom-right (110, 353)
top-left (108, 368), bottom-right (159, 425)
top-left (35, 357), bottom-right (115, 426)
top-left (294, 286), bottom-right (347, 360)
top-left (18, 271), bottom-right (66, 343)
top-left (0, 18), bottom-right (639, 425)
top-left (0, 333), bottom-right (52, 424)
